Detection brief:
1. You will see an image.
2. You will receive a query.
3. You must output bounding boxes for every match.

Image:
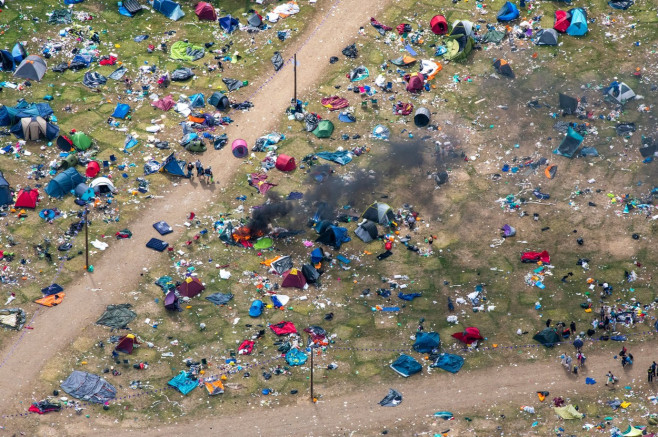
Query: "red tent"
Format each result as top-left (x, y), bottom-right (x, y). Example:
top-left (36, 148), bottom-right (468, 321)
top-left (115, 334), bottom-right (140, 354)
top-left (86, 161), bottom-right (100, 178)
top-left (195, 2), bottom-right (217, 21)
top-left (15, 188), bottom-right (38, 209)
top-left (177, 277), bottom-right (205, 298)
top-left (521, 251), bottom-right (550, 264)
top-left (281, 268), bottom-right (307, 289)
top-left (430, 15), bottom-right (448, 35)
top-left (238, 339), bottom-right (254, 355)
top-left (554, 10), bottom-right (570, 33)
top-left (275, 154), bottom-right (296, 172)
top-left (406, 73), bottom-right (425, 93)
top-left (270, 321), bottom-right (297, 336)
top-left (452, 327), bottom-right (484, 344)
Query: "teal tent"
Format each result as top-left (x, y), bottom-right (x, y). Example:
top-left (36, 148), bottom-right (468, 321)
top-left (554, 127), bottom-right (584, 158)
top-left (430, 353), bottom-right (465, 373)
top-left (413, 332), bottom-right (440, 353)
top-left (566, 8), bottom-right (588, 36)
top-left (390, 354), bottom-right (422, 377)
top-left (45, 168), bottom-right (84, 198)
top-left (152, 0), bottom-right (184, 20)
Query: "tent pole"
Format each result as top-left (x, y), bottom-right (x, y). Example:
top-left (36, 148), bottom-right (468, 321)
top-left (293, 53), bottom-right (297, 104)
top-left (84, 206), bottom-right (89, 270)
top-left (310, 346), bottom-right (314, 402)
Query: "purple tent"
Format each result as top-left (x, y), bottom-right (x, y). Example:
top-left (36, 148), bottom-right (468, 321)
top-left (232, 139), bottom-right (248, 158)
top-left (164, 290), bottom-right (179, 310)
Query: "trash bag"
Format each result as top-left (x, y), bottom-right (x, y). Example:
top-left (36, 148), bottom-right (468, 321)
top-left (304, 113), bottom-right (319, 132)
top-left (616, 123), bottom-right (636, 135)
top-left (52, 62), bottom-right (69, 73)
top-left (108, 66), bottom-right (127, 80)
top-left (341, 43), bottom-right (358, 59)
top-left (379, 388), bottom-right (402, 407)
top-left (271, 51), bottom-right (284, 71)
top-left (222, 78), bottom-right (244, 91)
top-left (171, 68), bottom-right (194, 81)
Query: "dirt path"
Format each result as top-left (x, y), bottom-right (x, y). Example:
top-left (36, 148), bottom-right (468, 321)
top-left (39, 339), bottom-right (658, 436)
top-left (0, 0), bottom-right (391, 413)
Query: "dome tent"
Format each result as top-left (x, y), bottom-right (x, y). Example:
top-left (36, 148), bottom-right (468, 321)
top-left (71, 132), bottom-right (92, 150)
top-left (194, 2), bottom-right (217, 21)
top-left (275, 154), bottom-right (296, 172)
top-left (497, 2), bottom-right (520, 22)
top-left (45, 168), bottom-right (84, 198)
top-left (208, 92), bottom-right (229, 110)
top-left (312, 120), bottom-right (334, 138)
top-left (0, 171), bottom-right (10, 206)
top-left (14, 55), bottom-right (47, 82)
top-left (152, 0), bottom-right (184, 21)
top-left (231, 139), bottom-right (248, 158)
top-left (430, 15), bottom-right (448, 35)
top-left (15, 187), bottom-right (39, 208)
top-left (90, 177), bottom-right (116, 194)
top-left (10, 116), bottom-right (59, 141)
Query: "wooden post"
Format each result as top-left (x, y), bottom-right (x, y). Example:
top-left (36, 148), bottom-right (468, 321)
top-left (310, 346), bottom-right (314, 402)
top-left (293, 53), bottom-right (297, 105)
top-left (84, 206), bottom-right (89, 270)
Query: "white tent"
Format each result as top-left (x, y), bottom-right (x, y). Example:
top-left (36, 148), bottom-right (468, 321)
top-left (90, 177), bottom-right (116, 194)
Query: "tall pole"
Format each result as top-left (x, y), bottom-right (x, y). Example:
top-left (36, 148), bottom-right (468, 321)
top-left (293, 53), bottom-right (297, 104)
top-left (84, 206), bottom-right (89, 270)
top-left (310, 346), bottom-right (314, 402)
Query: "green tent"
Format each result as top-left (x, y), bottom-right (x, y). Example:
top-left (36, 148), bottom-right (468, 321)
top-left (170, 41), bottom-right (205, 62)
top-left (533, 328), bottom-right (560, 348)
top-left (554, 405), bottom-right (583, 420)
top-left (253, 238), bottom-right (273, 250)
top-left (60, 154), bottom-right (78, 169)
top-left (71, 132), bottom-right (92, 151)
top-left (444, 36), bottom-right (474, 61)
top-left (312, 120), bottom-right (334, 138)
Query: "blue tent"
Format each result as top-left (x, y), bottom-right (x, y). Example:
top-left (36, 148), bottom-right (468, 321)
top-left (315, 225), bottom-right (351, 249)
top-left (219, 15), bottom-right (239, 33)
top-left (413, 332), bottom-right (440, 353)
top-left (285, 348), bottom-right (307, 366)
top-left (0, 50), bottom-right (15, 72)
top-left (111, 103), bottom-right (130, 119)
top-left (167, 371), bottom-right (197, 395)
top-left (430, 353), bottom-right (464, 373)
top-left (390, 354), bottom-right (422, 377)
top-left (497, 2), bottom-right (520, 22)
top-left (161, 153), bottom-right (189, 177)
top-left (554, 127), bottom-right (584, 158)
top-left (74, 183), bottom-right (95, 202)
top-left (0, 101), bottom-right (53, 127)
top-left (45, 168), bottom-right (84, 198)
top-left (0, 171), bottom-right (11, 206)
top-left (189, 93), bottom-right (205, 108)
top-left (11, 43), bottom-right (27, 63)
top-left (152, 0), bottom-right (184, 21)
top-left (310, 248), bottom-right (324, 265)
top-left (566, 8), bottom-right (588, 36)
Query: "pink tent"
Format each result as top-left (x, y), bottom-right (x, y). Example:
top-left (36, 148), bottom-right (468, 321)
top-left (275, 154), bottom-right (296, 172)
top-left (195, 2), bottom-right (217, 21)
top-left (232, 139), bottom-right (248, 158)
top-left (152, 95), bottom-right (175, 111)
top-left (86, 161), bottom-right (100, 178)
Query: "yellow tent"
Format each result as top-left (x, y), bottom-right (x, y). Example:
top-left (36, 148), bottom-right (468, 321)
top-left (554, 405), bottom-right (583, 420)
top-left (622, 426), bottom-right (644, 437)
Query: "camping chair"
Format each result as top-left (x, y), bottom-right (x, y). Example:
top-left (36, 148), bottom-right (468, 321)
top-left (361, 101), bottom-right (368, 109)
top-left (371, 98), bottom-right (378, 108)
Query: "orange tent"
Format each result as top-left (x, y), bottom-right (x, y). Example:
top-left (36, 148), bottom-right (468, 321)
top-left (35, 293), bottom-right (65, 307)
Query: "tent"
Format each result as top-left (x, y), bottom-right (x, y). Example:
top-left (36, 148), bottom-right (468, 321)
top-left (45, 168), bottom-right (84, 198)
top-left (270, 321), bottom-right (298, 335)
top-left (111, 103), bottom-right (130, 119)
top-left (379, 389), bottom-right (402, 407)
top-left (555, 127), bottom-right (584, 158)
top-left (11, 116), bottom-right (59, 141)
top-left (430, 353), bottom-right (465, 373)
top-left (445, 23), bottom-right (474, 61)
top-left (521, 250), bottom-right (550, 263)
top-left (14, 55), bottom-right (46, 81)
top-left (152, 0), bottom-right (184, 20)
top-left (96, 304), bottom-right (136, 329)
top-left (534, 328), bottom-right (560, 347)
top-left (194, 2), bottom-right (217, 21)
top-left (559, 93), bottom-right (578, 115)
top-left (271, 256), bottom-right (293, 275)
top-left (606, 81), bottom-right (635, 104)
top-left (0, 50), bottom-right (15, 72)
top-left (170, 41), bottom-right (205, 62)
top-left (414, 107), bottom-right (431, 127)
top-left (0, 308), bottom-right (26, 330)
top-left (168, 371), bottom-right (197, 395)
top-left (56, 134), bottom-right (74, 151)
top-left (554, 405), bottom-right (584, 419)
top-left (483, 29), bottom-right (507, 43)
top-left (60, 371), bottom-right (116, 404)
top-left (85, 161), bottom-right (100, 178)
top-left (0, 171), bottom-right (11, 206)
top-left (362, 202), bottom-right (395, 226)
top-left (390, 354), bottom-right (422, 377)
top-left (497, 2), bottom-right (520, 22)
top-left (115, 334), bottom-right (139, 354)
top-left (554, 10), bottom-right (571, 33)
top-left (231, 139), bottom-right (248, 158)
top-left (621, 426), bottom-right (645, 437)
top-left (206, 292), bottom-right (234, 305)
top-left (452, 327), bottom-right (484, 344)
top-left (430, 15), bottom-right (448, 35)
top-left (493, 59), bottom-right (514, 78)
top-left (74, 183), bottom-right (95, 201)
top-left (281, 268), bottom-right (307, 289)
top-left (164, 290), bottom-right (180, 311)
top-left (316, 225), bottom-right (351, 249)
top-left (152, 95), bottom-right (176, 111)
top-left (301, 264), bottom-right (320, 284)
top-left (204, 380), bottom-right (224, 395)
top-left (178, 277), bottom-right (205, 298)
top-left (90, 177), bottom-right (116, 194)
top-left (406, 73), bottom-right (424, 93)
top-left (535, 29), bottom-right (558, 46)
top-left (71, 132), bottom-right (92, 150)
top-left (208, 92), bottom-right (229, 110)
top-left (14, 187), bottom-right (38, 208)
top-left (161, 153), bottom-right (188, 177)
top-left (312, 120), bottom-right (334, 138)
top-left (189, 93), bottom-right (205, 108)
top-left (566, 8), bottom-right (588, 36)
top-left (59, 154), bottom-right (78, 171)
top-left (219, 15), bottom-right (239, 33)
top-left (275, 154), bottom-right (296, 172)
top-left (355, 220), bottom-right (378, 243)
top-left (285, 348), bottom-right (308, 366)
top-left (11, 43), bottom-right (27, 63)
top-left (249, 300), bottom-right (264, 317)
top-left (450, 20), bottom-right (474, 37)
top-left (413, 332), bottom-right (440, 353)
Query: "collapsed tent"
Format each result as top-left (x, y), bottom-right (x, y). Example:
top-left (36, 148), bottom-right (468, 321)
top-left (315, 225), bottom-right (351, 249)
top-left (521, 251), bottom-right (550, 263)
top-left (60, 371), bottom-right (116, 404)
top-left (82, 71), bottom-right (107, 88)
top-left (194, 1), bottom-right (217, 21)
top-left (355, 220), bottom-right (378, 243)
top-left (164, 290), bottom-right (180, 311)
top-left (11, 116), bottom-right (59, 141)
top-left (115, 334), bottom-right (139, 354)
top-left (96, 304), bottom-right (136, 329)
top-left (379, 389), bottom-right (402, 407)
top-left (497, 2), bottom-right (520, 21)
top-left (285, 348), bottom-right (307, 366)
top-left (555, 127), bottom-right (584, 158)
top-left (270, 321), bottom-right (297, 335)
top-left (14, 55), bottom-right (47, 81)
top-left (152, 0), bottom-right (184, 20)
top-left (452, 327), bottom-right (484, 344)
top-left (413, 331), bottom-right (440, 353)
top-left (28, 399), bottom-right (62, 415)
top-left (390, 354), bottom-right (422, 377)
top-left (170, 41), bottom-right (205, 62)
top-left (219, 15), bottom-right (239, 33)
top-left (177, 277), bottom-right (205, 298)
top-left (0, 171), bottom-right (10, 206)
top-left (14, 187), bottom-right (39, 208)
top-left (554, 405), bottom-right (584, 419)
top-left (430, 353), bottom-right (465, 373)
top-left (205, 292), bottom-right (233, 306)
top-left (168, 371), bottom-right (197, 395)
top-left (0, 308), bottom-right (26, 330)
top-left (534, 328), bottom-right (560, 347)
top-left (45, 168), bottom-right (84, 198)
top-left (362, 202), bottom-right (395, 226)
top-left (445, 21), bottom-right (474, 62)
top-left (161, 153), bottom-right (188, 177)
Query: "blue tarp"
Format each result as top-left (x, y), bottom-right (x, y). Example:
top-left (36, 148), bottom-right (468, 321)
top-left (285, 348), bottom-right (307, 366)
top-left (497, 2), bottom-right (520, 21)
top-left (398, 292), bottom-right (422, 301)
top-left (316, 151), bottom-right (353, 166)
top-left (390, 354), bottom-right (422, 377)
top-left (167, 371), bottom-right (197, 395)
top-left (430, 353), bottom-right (464, 373)
top-left (152, 0), bottom-right (184, 20)
top-left (413, 332), bottom-right (440, 353)
top-left (566, 8), bottom-right (588, 36)
top-left (111, 103), bottom-right (130, 119)
top-left (45, 168), bottom-right (84, 198)
top-left (161, 153), bottom-right (188, 177)
top-left (219, 15), bottom-right (239, 33)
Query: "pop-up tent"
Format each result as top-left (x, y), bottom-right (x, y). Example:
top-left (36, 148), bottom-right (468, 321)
top-left (355, 220), bottom-right (378, 243)
top-left (413, 331), bottom-right (440, 353)
top-left (0, 171), bottom-right (10, 206)
top-left (362, 202), bottom-right (395, 226)
top-left (11, 43), bottom-right (27, 64)
top-left (554, 10), bottom-right (571, 33)
top-left (115, 334), bottom-right (140, 354)
top-left (231, 139), bottom-right (248, 158)
top-left (566, 8), bottom-right (588, 36)
top-left (194, 1), bottom-right (217, 20)
top-left (534, 328), bottom-right (561, 347)
top-left (219, 15), bottom-right (239, 33)
top-left (15, 187), bottom-right (38, 208)
top-left (10, 116), bottom-right (59, 141)
top-left (189, 93), bottom-right (205, 108)
top-left (45, 168), bottom-right (84, 198)
top-left (430, 15), bottom-right (448, 35)
top-left (312, 120), bottom-right (334, 138)
top-left (14, 55), bottom-right (47, 81)
top-left (61, 371), bottom-right (116, 404)
top-left (111, 103), bottom-right (130, 119)
top-left (390, 354), bottom-right (422, 377)
top-left (497, 2), bottom-right (520, 21)
top-left (208, 92), bottom-right (229, 110)
top-left (281, 268), bottom-right (307, 289)
top-left (71, 132), bottom-right (92, 150)
top-left (177, 277), bottom-right (205, 298)
top-left (275, 154), bottom-right (296, 171)
top-left (535, 28), bottom-right (559, 46)
top-left (152, 0), bottom-right (184, 20)
top-left (554, 127), bottom-right (584, 158)
top-left (605, 81), bottom-right (635, 104)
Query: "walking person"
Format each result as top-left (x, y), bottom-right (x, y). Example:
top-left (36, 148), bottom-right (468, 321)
top-left (570, 321), bottom-right (577, 336)
top-left (649, 367), bottom-right (654, 383)
top-left (195, 159), bottom-right (204, 178)
top-left (651, 361), bottom-right (657, 378)
top-left (186, 162), bottom-right (194, 178)
top-left (204, 166), bottom-right (214, 184)
top-left (606, 371), bottom-right (617, 386)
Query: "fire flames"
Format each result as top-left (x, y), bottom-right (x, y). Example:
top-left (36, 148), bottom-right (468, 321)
top-left (233, 226), bottom-right (264, 242)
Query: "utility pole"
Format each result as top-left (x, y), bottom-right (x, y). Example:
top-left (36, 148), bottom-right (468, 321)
top-left (293, 53), bottom-right (297, 105)
top-left (310, 346), bottom-right (314, 402)
top-left (84, 206), bottom-right (89, 271)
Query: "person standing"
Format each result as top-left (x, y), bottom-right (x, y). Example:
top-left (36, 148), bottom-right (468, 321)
top-left (195, 160), bottom-right (203, 178)
top-left (186, 162), bottom-right (194, 178)
top-left (649, 367), bottom-right (654, 383)
top-left (606, 371), bottom-right (617, 386)
top-left (205, 166), bottom-right (214, 184)
top-left (651, 361), bottom-right (657, 378)
top-left (570, 321), bottom-right (577, 335)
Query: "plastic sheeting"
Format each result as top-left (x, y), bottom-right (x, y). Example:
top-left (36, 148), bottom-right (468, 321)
top-left (60, 371), bottom-right (116, 404)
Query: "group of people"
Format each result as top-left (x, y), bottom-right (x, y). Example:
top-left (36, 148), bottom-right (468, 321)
top-left (560, 351), bottom-right (586, 375)
top-left (186, 159), bottom-right (214, 183)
